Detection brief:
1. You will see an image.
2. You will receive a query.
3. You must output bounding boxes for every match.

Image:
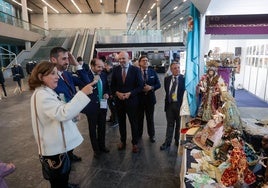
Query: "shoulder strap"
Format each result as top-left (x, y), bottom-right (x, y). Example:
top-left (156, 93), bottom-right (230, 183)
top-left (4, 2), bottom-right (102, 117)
top-left (34, 92), bottom-right (67, 156)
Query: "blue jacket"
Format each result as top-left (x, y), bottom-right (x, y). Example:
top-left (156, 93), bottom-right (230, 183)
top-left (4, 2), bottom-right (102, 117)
top-left (54, 69), bottom-right (89, 102)
top-left (140, 67), bottom-right (161, 105)
top-left (81, 71), bottom-right (109, 114)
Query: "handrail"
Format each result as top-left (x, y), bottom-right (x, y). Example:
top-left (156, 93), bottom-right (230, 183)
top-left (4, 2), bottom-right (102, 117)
top-left (0, 47), bottom-right (17, 68)
top-left (90, 28), bottom-right (97, 62)
top-left (80, 29), bottom-right (89, 58)
top-left (0, 10), bottom-right (48, 36)
top-left (70, 30), bottom-right (80, 54)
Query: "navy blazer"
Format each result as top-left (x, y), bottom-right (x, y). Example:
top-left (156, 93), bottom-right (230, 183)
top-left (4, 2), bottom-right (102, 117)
top-left (140, 67), bottom-right (161, 105)
top-left (164, 74), bottom-right (185, 111)
top-left (111, 64), bottom-right (143, 107)
top-left (81, 71), bottom-right (109, 114)
top-left (54, 69), bottom-right (89, 102)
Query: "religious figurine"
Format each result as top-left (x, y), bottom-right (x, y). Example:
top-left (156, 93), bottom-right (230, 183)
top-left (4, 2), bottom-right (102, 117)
top-left (193, 110), bottom-right (225, 151)
top-left (197, 60), bottom-right (224, 121)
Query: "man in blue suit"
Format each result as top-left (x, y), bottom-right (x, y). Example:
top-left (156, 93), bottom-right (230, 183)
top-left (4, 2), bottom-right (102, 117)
top-left (137, 55), bottom-right (161, 143)
top-left (81, 58), bottom-right (110, 158)
top-left (50, 47), bottom-right (90, 162)
top-left (111, 51), bottom-right (143, 153)
top-left (160, 62), bottom-right (185, 150)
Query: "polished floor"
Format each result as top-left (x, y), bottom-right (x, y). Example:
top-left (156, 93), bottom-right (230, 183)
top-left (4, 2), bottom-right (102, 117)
top-left (1, 75), bottom-right (268, 188)
top-left (0, 74), bottom-right (181, 188)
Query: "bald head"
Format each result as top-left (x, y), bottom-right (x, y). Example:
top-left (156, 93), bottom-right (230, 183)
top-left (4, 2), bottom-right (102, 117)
top-left (118, 51), bottom-right (130, 67)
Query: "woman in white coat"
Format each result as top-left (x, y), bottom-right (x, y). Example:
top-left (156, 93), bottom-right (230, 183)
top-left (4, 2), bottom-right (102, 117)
top-left (28, 61), bottom-right (95, 188)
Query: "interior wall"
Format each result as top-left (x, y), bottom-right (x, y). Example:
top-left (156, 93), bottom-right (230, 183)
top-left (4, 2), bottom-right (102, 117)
top-left (209, 39), bottom-right (247, 89)
top-left (30, 13), bottom-right (127, 30)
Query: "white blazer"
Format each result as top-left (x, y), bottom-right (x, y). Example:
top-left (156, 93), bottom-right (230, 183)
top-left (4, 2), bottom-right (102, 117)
top-left (30, 86), bottom-right (90, 156)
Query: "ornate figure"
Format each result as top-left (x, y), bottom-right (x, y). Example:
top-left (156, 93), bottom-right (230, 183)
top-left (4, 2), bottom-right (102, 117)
top-left (197, 61), bottom-right (224, 121)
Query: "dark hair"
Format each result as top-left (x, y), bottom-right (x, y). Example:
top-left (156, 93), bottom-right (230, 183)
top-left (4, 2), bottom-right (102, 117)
top-left (77, 56), bottom-right (83, 62)
top-left (138, 55), bottom-right (148, 62)
top-left (170, 62), bottom-right (180, 68)
top-left (105, 59), bottom-right (113, 66)
top-left (28, 61), bottom-right (56, 90)
top-left (90, 58), bottom-right (97, 66)
top-left (50, 47), bottom-right (68, 59)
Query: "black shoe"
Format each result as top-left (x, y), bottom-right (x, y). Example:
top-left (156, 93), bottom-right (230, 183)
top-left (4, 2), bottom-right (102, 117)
top-left (100, 147), bottom-right (110, 153)
top-left (70, 154), bottom-right (82, 162)
top-left (175, 140), bottom-right (179, 146)
top-left (160, 143), bottom-right (170, 150)
top-left (150, 136), bottom-right (156, 143)
top-left (94, 151), bottom-right (101, 158)
top-left (68, 183), bottom-right (79, 188)
top-left (118, 142), bottom-right (126, 150)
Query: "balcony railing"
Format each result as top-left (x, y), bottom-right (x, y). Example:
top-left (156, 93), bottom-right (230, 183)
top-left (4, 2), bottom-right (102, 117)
top-left (0, 10), bottom-right (48, 36)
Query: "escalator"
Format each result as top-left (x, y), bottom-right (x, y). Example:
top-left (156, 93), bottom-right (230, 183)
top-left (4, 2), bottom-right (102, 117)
top-left (83, 33), bottom-right (94, 64)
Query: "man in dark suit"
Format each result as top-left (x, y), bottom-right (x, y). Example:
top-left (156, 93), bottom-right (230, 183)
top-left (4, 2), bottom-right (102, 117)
top-left (160, 62), bottom-right (185, 150)
top-left (137, 55), bottom-right (161, 143)
top-left (111, 51), bottom-right (143, 153)
top-left (82, 58), bottom-right (110, 158)
top-left (50, 46), bottom-right (90, 162)
top-left (77, 56), bottom-right (90, 72)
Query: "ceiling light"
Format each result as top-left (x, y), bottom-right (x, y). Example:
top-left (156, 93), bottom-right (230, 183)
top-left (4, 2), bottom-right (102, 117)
top-left (100, 0), bottom-right (102, 3)
top-left (180, 17), bottom-right (183, 20)
top-left (126, 0), bottom-right (131, 13)
top-left (143, 15), bottom-right (147, 19)
top-left (42, 0), bottom-right (59, 13)
top-left (183, 0), bottom-right (187, 2)
top-left (147, 10), bottom-right (150, 14)
top-left (173, 21), bottom-right (177, 24)
top-left (12, 0), bottom-right (33, 12)
top-left (71, 0), bottom-right (82, 13)
top-left (163, 27), bottom-right (166, 30)
top-left (173, 6), bottom-right (178, 10)
top-left (150, 3), bottom-right (156, 9)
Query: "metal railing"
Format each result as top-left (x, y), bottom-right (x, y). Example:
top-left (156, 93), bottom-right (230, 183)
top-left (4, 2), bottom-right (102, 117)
top-left (0, 10), bottom-right (48, 36)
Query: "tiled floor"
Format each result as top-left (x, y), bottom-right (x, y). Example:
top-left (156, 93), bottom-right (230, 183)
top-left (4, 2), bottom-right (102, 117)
top-left (0, 74), bottom-right (181, 188)
top-left (1, 74), bottom-right (268, 188)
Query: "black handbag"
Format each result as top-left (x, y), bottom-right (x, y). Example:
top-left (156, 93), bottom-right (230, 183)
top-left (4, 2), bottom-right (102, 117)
top-left (34, 93), bottom-right (71, 180)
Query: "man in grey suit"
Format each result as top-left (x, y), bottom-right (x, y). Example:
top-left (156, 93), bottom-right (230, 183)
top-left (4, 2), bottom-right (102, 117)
top-left (160, 62), bottom-right (185, 150)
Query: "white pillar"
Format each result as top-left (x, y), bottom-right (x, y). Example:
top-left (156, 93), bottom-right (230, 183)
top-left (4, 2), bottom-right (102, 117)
top-left (43, 6), bottom-right (49, 36)
top-left (157, 1), bottom-right (160, 30)
top-left (21, 0), bottom-right (31, 50)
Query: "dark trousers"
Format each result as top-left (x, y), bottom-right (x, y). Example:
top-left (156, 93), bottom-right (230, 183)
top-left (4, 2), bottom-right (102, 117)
top-left (0, 84), bottom-right (7, 96)
top-left (85, 109), bottom-right (107, 152)
top-left (165, 102), bottom-right (181, 144)
top-left (117, 102), bottom-right (139, 145)
top-left (44, 153), bottom-right (72, 188)
top-left (107, 97), bottom-right (118, 123)
top-left (137, 103), bottom-right (155, 138)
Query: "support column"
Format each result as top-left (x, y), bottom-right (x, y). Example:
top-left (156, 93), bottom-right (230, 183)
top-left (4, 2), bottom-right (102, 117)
top-left (157, 0), bottom-right (160, 30)
top-left (43, 6), bottom-right (49, 36)
top-left (21, 0), bottom-right (31, 50)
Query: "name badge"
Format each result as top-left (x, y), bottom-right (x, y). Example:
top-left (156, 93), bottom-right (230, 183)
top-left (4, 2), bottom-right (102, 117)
top-left (100, 99), bottom-right (108, 109)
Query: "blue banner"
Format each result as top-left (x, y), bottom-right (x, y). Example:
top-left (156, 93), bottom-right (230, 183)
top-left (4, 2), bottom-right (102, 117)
top-left (185, 3), bottom-right (200, 117)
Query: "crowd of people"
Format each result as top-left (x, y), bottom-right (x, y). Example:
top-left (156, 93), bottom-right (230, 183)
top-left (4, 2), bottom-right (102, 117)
top-left (23, 46), bottom-right (185, 188)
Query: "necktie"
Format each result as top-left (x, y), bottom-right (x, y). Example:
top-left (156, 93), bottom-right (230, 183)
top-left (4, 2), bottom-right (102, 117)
top-left (169, 76), bottom-right (177, 102)
top-left (97, 78), bottom-right (103, 101)
top-left (143, 69), bottom-right (147, 84)
top-left (62, 73), bottom-right (74, 96)
top-left (122, 67), bottom-right (126, 83)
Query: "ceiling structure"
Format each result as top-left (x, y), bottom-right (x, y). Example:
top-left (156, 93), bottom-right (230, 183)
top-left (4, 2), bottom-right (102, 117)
top-left (6, 0), bottom-right (191, 31)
